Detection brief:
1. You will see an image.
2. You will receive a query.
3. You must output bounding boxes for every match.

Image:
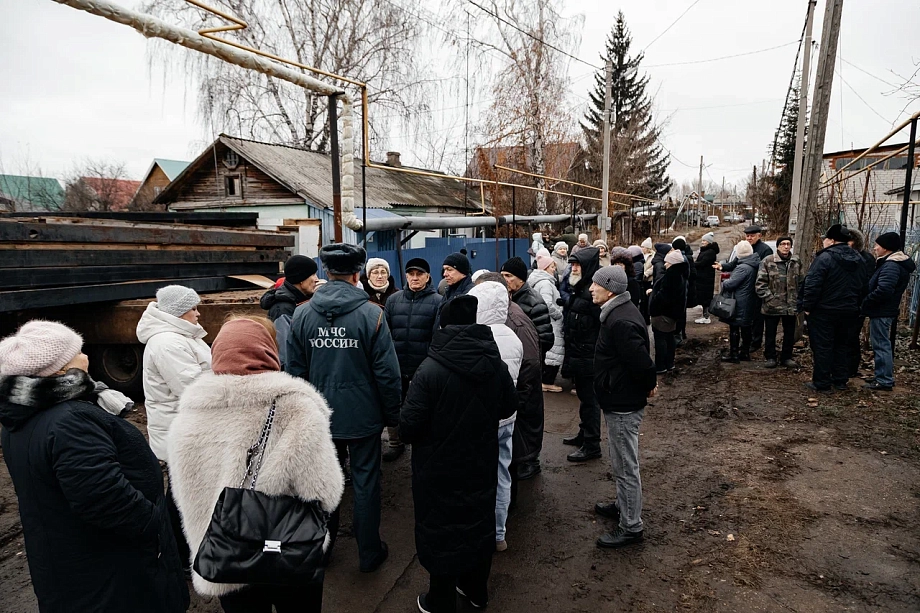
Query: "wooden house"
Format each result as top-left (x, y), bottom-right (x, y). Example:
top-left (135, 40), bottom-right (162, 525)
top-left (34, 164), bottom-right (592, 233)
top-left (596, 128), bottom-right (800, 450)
top-left (131, 159), bottom-right (190, 210)
top-left (154, 135), bottom-right (484, 252)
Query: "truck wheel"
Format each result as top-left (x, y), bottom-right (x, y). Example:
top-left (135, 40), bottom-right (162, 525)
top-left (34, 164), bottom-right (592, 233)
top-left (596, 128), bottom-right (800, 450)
top-left (87, 344), bottom-right (145, 400)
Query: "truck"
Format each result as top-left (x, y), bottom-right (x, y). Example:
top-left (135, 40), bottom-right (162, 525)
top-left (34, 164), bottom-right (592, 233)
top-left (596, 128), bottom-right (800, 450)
top-left (0, 212), bottom-right (293, 396)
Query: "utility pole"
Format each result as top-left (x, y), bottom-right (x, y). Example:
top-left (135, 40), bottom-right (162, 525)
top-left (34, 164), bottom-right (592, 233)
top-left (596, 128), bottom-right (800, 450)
top-left (789, 0), bottom-right (817, 233)
top-left (796, 0), bottom-right (845, 270)
top-left (698, 155), bottom-right (704, 227)
top-left (752, 165), bottom-right (757, 225)
top-left (600, 60), bottom-right (613, 243)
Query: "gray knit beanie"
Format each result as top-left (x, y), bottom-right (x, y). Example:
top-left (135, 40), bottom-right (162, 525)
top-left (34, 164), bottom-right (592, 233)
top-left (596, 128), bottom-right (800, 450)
top-left (592, 265), bottom-right (629, 295)
top-left (155, 285), bottom-right (201, 318)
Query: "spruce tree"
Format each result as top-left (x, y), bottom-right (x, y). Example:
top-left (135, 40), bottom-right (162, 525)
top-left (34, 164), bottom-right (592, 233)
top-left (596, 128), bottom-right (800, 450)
top-left (576, 12), bottom-right (671, 203)
top-left (764, 88), bottom-right (802, 231)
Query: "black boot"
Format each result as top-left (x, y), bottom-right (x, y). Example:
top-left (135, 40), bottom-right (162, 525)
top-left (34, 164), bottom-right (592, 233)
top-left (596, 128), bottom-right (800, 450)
top-left (567, 446), bottom-right (602, 462)
top-left (721, 351), bottom-right (740, 364)
top-left (562, 433), bottom-right (583, 446)
top-left (596, 527), bottom-right (644, 549)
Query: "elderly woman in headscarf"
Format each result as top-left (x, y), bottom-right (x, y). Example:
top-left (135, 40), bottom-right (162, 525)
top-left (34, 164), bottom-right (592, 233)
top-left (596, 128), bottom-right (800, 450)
top-left (593, 240), bottom-right (611, 267)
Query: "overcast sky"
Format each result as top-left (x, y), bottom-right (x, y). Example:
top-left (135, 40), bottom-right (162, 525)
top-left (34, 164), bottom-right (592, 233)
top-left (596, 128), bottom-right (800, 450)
top-left (1, 0), bottom-right (918, 190)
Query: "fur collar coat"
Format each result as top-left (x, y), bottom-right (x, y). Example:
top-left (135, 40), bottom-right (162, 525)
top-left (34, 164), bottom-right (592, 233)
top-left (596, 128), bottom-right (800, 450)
top-left (168, 370), bottom-right (344, 597)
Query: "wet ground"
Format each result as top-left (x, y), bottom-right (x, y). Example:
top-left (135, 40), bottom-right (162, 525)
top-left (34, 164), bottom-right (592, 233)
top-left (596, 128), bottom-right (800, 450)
top-left (2, 231), bottom-right (919, 611)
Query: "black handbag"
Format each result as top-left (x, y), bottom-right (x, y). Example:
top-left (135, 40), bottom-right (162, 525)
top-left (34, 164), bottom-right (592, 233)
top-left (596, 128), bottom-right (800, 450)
top-left (710, 293), bottom-right (737, 320)
top-left (193, 399), bottom-right (329, 585)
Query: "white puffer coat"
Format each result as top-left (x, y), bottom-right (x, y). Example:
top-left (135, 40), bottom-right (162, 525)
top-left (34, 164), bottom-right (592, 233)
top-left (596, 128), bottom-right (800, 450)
top-left (468, 282), bottom-right (523, 427)
top-left (527, 269), bottom-right (565, 367)
top-left (168, 370), bottom-right (344, 598)
top-left (136, 302), bottom-right (211, 461)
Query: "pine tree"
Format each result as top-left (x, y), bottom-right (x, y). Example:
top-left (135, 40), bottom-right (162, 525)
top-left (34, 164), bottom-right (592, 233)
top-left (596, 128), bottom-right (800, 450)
top-left (764, 87), bottom-right (802, 231)
top-left (575, 12), bottom-right (671, 203)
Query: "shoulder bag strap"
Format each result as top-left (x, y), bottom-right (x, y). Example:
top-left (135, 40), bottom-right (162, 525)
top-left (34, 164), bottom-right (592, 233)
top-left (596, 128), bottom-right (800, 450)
top-left (239, 397), bottom-right (278, 490)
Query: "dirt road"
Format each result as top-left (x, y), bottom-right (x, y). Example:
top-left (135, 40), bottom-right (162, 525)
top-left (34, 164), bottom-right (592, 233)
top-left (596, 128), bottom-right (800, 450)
top-left (2, 237), bottom-right (918, 611)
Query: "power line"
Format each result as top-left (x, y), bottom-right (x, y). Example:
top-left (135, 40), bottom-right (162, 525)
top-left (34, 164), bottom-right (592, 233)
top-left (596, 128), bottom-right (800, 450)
top-left (465, 0), bottom-right (602, 70)
top-left (643, 0), bottom-right (704, 52)
top-left (835, 69), bottom-right (891, 125)
top-left (661, 98), bottom-right (783, 112)
top-left (645, 40), bottom-right (799, 68)
top-left (769, 1), bottom-right (812, 168)
top-left (840, 57), bottom-right (898, 89)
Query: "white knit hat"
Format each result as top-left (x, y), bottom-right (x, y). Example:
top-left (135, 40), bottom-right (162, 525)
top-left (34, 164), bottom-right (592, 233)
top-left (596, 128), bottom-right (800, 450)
top-left (155, 285), bottom-right (201, 318)
top-left (641, 237), bottom-right (653, 250)
top-left (0, 320), bottom-right (84, 377)
top-left (365, 257), bottom-right (390, 275)
top-left (735, 241), bottom-right (754, 258)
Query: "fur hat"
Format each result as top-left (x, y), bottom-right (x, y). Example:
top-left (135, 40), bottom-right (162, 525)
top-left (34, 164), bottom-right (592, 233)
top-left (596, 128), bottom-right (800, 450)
top-left (536, 254), bottom-right (554, 271)
top-left (320, 243), bottom-right (367, 275)
top-left (501, 256), bottom-right (529, 282)
top-left (665, 250), bottom-right (685, 266)
top-left (439, 295), bottom-right (478, 327)
top-left (155, 285), bottom-right (201, 318)
top-left (442, 252), bottom-right (471, 276)
top-left (822, 224), bottom-right (850, 243)
top-left (0, 320), bottom-right (84, 377)
top-left (405, 258), bottom-right (430, 274)
top-left (875, 231), bottom-right (901, 252)
top-left (284, 255), bottom-right (318, 284)
top-left (592, 265), bottom-right (628, 295)
top-left (365, 257), bottom-right (390, 276)
top-left (735, 241), bottom-right (754, 258)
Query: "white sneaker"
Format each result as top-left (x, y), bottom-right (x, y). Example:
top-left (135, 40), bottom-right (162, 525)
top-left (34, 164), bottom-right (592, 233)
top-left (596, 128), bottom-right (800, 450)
top-left (694, 317), bottom-right (711, 324)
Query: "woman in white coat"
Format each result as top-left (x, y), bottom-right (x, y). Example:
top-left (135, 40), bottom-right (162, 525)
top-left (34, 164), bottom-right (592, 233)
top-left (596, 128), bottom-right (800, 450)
top-left (136, 284), bottom-right (211, 568)
top-left (529, 255), bottom-right (565, 392)
top-left (169, 317), bottom-right (343, 613)
top-left (468, 281), bottom-right (522, 552)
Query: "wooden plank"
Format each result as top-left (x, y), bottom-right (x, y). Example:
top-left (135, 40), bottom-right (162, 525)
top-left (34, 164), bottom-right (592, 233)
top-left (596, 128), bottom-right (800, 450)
top-left (0, 243), bottom-right (259, 251)
top-left (0, 277), bottom-right (258, 312)
top-left (0, 219), bottom-right (294, 247)
top-left (0, 248), bottom-right (289, 269)
top-left (0, 262), bottom-right (281, 289)
top-left (0, 211), bottom-right (260, 227)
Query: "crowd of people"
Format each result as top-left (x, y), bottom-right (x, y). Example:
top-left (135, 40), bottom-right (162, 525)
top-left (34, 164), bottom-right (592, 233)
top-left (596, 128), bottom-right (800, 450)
top-left (0, 221), bottom-right (914, 613)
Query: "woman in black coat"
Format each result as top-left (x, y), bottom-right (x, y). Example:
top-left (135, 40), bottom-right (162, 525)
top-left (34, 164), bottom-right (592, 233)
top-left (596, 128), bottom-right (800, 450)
top-left (693, 237), bottom-right (721, 322)
top-left (0, 322), bottom-right (189, 613)
top-left (400, 296), bottom-right (517, 612)
top-left (648, 252), bottom-right (688, 373)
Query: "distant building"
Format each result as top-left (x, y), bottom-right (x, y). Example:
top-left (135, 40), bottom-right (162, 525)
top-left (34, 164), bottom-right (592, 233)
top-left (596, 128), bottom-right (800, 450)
top-left (154, 135), bottom-right (484, 251)
top-left (63, 177), bottom-right (142, 212)
top-left (0, 174), bottom-right (65, 212)
top-left (131, 158), bottom-right (190, 210)
top-left (822, 143), bottom-right (919, 235)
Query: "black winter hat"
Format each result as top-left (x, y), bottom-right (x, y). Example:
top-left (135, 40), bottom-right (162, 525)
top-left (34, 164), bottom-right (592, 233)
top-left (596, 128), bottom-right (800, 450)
top-left (439, 295), bottom-right (478, 328)
top-left (405, 258), bottom-right (430, 274)
top-left (822, 223), bottom-right (850, 243)
top-left (442, 252), bottom-right (471, 276)
top-left (501, 256), bottom-right (529, 282)
top-left (744, 224), bottom-right (763, 234)
top-left (284, 255), bottom-right (318, 284)
top-left (319, 243), bottom-right (367, 275)
top-left (776, 236), bottom-right (793, 247)
top-left (875, 231), bottom-right (901, 252)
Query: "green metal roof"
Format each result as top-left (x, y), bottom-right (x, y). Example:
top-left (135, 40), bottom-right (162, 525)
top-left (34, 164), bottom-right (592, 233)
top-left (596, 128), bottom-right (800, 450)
top-left (0, 174), bottom-right (64, 210)
top-left (153, 159), bottom-right (190, 181)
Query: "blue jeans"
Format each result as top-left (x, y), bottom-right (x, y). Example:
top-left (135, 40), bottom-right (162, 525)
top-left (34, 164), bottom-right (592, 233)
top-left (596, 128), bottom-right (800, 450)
top-left (869, 317), bottom-right (895, 387)
top-left (604, 409), bottom-right (644, 533)
top-left (496, 421), bottom-right (515, 542)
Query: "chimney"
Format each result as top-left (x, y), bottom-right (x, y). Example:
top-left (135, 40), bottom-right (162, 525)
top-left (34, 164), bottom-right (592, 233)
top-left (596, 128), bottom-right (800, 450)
top-left (385, 151), bottom-right (402, 168)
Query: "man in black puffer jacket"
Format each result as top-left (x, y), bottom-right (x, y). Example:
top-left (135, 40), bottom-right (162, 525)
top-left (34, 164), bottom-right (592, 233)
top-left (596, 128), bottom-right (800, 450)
top-left (383, 258), bottom-right (442, 460)
top-left (500, 257), bottom-right (554, 351)
top-left (590, 265), bottom-right (658, 549)
top-left (260, 255), bottom-right (319, 367)
top-left (560, 247), bottom-right (603, 462)
top-left (798, 224), bottom-right (868, 392)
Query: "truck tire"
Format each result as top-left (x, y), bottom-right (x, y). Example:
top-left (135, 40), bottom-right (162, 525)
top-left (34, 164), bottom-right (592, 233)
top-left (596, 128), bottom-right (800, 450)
top-left (86, 344), bottom-right (145, 400)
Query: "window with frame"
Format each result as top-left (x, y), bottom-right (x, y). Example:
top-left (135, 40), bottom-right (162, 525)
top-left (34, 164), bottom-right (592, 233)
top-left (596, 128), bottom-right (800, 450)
top-left (225, 175), bottom-right (242, 198)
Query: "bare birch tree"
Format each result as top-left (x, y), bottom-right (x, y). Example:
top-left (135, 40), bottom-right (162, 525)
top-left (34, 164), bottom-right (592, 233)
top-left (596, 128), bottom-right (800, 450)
top-left (144, 0), bottom-right (429, 155)
top-left (468, 0), bottom-right (582, 215)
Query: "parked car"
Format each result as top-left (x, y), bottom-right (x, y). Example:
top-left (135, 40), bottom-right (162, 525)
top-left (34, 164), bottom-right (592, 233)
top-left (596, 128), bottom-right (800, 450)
top-left (724, 213), bottom-right (744, 224)
top-left (705, 215), bottom-right (720, 227)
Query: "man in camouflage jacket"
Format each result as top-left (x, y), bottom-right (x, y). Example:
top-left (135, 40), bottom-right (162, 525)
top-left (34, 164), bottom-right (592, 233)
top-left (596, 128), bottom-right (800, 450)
top-left (755, 236), bottom-right (803, 368)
